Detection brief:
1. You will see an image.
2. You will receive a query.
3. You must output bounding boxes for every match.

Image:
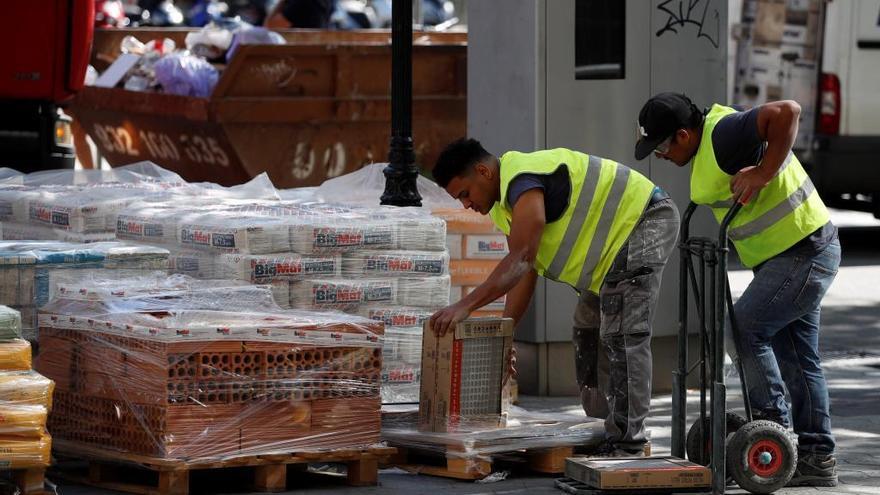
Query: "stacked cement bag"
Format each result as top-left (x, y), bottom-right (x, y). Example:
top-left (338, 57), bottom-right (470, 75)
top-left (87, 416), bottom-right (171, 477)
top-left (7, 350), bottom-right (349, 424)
top-left (0, 306), bottom-right (53, 469)
top-left (0, 176), bottom-right (184, 243)
top-left (0, 241), bottom-right (170, 340)
top-left (361, 306), bottom-right (432, 404)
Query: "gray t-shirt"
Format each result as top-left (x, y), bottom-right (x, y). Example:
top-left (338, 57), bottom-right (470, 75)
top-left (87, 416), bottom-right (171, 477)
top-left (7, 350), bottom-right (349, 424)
top-left (711, 106), bottom-right (836, 256)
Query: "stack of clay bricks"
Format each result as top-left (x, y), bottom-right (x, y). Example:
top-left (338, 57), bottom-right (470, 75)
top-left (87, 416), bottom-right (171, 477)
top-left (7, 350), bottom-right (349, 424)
top-left (35, 283), bottom-right (384, 461)
top-left (0, 305), bottom-right (54, 469)
top-left (433, 209), bottom-right (509, 317)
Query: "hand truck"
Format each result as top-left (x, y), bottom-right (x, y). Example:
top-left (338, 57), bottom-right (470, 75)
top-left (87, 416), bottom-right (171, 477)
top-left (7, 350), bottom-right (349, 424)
top-left (673, 202), bottom-right (797, 494)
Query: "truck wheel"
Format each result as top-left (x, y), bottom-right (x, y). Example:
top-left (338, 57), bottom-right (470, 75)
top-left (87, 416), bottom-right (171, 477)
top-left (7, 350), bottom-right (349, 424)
top-left (726, 420), bottom-right (797, 494)
top-left (685, 412), bottom-right (747, 465)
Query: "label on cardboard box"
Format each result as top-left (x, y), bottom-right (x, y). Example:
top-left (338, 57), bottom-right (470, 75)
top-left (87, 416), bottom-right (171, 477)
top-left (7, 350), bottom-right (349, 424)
top-left (454, 317), bottom-right (514, 339)
top-left (464, 234), bottom-right (508, 259)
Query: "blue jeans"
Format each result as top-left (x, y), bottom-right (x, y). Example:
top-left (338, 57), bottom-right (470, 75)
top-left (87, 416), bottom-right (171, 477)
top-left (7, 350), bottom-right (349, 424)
top-left (732, 238), bottom-right (841, 455)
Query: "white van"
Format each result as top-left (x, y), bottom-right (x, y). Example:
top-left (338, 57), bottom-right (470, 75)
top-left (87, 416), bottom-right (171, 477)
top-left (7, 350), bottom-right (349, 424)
top-left (734, 0), bottom-right (880, 216)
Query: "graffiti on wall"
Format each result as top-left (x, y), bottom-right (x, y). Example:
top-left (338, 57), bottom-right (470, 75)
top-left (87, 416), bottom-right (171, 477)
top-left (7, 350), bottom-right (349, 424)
top-left (656, 0), bottom-right (721, 49)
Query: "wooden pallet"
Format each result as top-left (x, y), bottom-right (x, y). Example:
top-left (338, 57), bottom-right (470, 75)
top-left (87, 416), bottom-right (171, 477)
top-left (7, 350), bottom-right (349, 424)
top-left (386, 442), bottom-right (653, 480)
top-left (3, 467), bottom-right (50, 495)
top-left (50, 442), bottom-right (396, 495)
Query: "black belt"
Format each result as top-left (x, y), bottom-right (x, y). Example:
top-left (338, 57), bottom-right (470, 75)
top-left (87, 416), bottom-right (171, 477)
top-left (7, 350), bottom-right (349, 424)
top-left (649, 187), bottom-right (670, 205)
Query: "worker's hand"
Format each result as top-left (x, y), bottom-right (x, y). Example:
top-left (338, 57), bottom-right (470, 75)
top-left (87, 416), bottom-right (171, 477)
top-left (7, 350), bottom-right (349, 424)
top-left (503, 347), bottom-right (517, 386)
top-left (429, 302), bottom-right (471, 337)
top-left (731, 166), bottom-right (771, 204)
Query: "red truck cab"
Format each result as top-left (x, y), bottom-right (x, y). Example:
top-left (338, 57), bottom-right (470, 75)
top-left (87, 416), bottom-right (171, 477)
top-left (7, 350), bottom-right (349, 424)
top-left (0, 1), bottom-right (94, 172)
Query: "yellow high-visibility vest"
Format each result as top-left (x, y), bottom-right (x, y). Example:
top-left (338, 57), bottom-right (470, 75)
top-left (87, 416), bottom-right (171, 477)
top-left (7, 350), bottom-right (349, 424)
top-left (489, 148), bottom-right (655, 294)
top-left (691, 104), bottom-right (830, 267)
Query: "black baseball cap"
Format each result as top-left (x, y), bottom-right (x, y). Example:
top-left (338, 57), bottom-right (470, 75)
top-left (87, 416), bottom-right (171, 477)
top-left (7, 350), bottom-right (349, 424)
top-left (634, 92), bottom-right (700, 160)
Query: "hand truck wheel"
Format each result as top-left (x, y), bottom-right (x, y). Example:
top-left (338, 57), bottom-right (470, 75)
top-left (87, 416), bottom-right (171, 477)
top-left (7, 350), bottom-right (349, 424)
top-left (726, 420), bottom-right (797, 494)
top-left (685, 412), bottom-right (748, 466)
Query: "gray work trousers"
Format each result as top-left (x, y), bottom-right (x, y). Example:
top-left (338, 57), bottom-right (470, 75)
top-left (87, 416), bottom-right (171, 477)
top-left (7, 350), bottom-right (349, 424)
top-left (572, 198), bottom-right (679, 451)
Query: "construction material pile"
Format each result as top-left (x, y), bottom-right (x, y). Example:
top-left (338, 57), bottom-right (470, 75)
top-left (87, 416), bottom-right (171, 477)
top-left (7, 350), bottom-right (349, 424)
top-left (35, 274), bottom-right (384, 461)
top-left (117, 200), bottom-right (450, 403)
top-left (0, 306), bottom-right (54, 468)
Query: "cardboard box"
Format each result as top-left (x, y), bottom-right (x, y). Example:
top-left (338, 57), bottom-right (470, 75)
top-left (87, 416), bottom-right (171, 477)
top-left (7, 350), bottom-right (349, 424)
top-left (419, 318), bottom-right (513, 432)
top-left (473, 310), bottom-right (504, 318)
top-left (449, 260), bottom-right (497, 286)
top-left (450, 285), bottom-right (463, 303)
top-left (565, 456), bottom-right (711, 490)
top-left (432, 209), bottom-right (499, 234)
top-left (446, 234), bottom-right (463, 260)
top-left (463, 234), bottom-right (508, 260)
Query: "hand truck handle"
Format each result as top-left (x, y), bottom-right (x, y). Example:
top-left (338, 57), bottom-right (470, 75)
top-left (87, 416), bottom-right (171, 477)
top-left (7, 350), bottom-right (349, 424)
top-left (718, 202), bottom-right (744, 247)
top-left (680, 202), bottom-right (699, 244)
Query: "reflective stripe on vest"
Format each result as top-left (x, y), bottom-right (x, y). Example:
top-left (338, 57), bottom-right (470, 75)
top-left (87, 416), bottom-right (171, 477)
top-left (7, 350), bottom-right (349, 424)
top-left (728, 176), bottom-right (815, 240)
top-left (545, 155), bottom-right (601, 279)
top-left (576, 166), bottom-right (631, 289)
top-left (707, 152), bottom-right (795, 209)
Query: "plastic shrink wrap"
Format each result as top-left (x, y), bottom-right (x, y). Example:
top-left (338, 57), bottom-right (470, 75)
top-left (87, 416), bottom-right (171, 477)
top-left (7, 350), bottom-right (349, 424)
top-left (36, 274), bottom-right (384, 462)
top-left (0, 306), bottom-right (53, 468)
top-left (382, 406), bottom-right (606, 471)
top-left (362, 307), bottom-right (431, 404)
top-left (0, 241), bottom-right (169, 340)
top-left (0, 305), bottom-right (21, 340)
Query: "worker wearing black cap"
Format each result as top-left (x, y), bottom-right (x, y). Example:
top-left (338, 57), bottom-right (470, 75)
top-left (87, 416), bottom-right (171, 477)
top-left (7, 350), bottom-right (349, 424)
top-left (635, 93), bottom-right (840, 487)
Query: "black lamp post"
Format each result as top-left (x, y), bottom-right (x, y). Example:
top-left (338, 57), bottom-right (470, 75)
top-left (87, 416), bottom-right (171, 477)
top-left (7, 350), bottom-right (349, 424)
top-left (381, 0), bottom-right (422, 207)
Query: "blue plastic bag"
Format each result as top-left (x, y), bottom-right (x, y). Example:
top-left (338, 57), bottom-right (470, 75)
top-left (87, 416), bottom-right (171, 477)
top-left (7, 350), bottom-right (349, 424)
top-left (154, 53), bottom-right (219, 98)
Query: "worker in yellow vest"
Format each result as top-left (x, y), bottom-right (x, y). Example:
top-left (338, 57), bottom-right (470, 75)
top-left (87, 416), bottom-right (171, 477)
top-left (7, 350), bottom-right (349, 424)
top-left (429, 138), bottom-right (679, 456)
top-left (635, 93), bottom-right (840, 487)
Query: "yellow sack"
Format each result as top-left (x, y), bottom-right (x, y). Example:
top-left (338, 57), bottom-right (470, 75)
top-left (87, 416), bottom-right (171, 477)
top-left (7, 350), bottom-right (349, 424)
top-left (0, 371), bottom-right (54, 409)
top-left (0, 339), bottom-right (31, 371)
top-left (0, 404), bottom-right (47, 438)
top-left (0, 430), bottom-right (51, 469)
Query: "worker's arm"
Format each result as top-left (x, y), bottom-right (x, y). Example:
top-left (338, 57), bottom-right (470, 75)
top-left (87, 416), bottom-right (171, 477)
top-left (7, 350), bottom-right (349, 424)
top-left (730, 100), bottom-right (801, 204)
top-left (430, 189), bottom-right (545, 336)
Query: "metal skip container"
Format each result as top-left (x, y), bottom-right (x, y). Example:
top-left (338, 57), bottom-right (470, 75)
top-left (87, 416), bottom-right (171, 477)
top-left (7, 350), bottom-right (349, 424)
top-left (72, 30), bottom-right (466, 187)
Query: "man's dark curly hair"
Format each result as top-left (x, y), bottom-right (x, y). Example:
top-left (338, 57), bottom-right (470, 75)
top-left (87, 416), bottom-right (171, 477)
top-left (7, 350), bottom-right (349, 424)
top-left (432, 138), bottom-right (492, 188)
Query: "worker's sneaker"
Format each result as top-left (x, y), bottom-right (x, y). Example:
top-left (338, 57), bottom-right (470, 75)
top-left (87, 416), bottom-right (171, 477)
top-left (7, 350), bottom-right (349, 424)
top-left (787, 453), bottom-right (838, 487)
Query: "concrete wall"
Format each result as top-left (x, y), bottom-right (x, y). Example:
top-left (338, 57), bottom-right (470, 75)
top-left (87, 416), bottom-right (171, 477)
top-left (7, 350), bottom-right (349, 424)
top-left (469, 0), bottom-right (729, 395)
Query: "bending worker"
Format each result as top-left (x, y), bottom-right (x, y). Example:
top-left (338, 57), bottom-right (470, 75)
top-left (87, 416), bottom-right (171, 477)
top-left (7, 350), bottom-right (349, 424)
top-left (634, 93), bottom-right (839, 487)
top-left (429, 139), bottom-right (679, 456)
